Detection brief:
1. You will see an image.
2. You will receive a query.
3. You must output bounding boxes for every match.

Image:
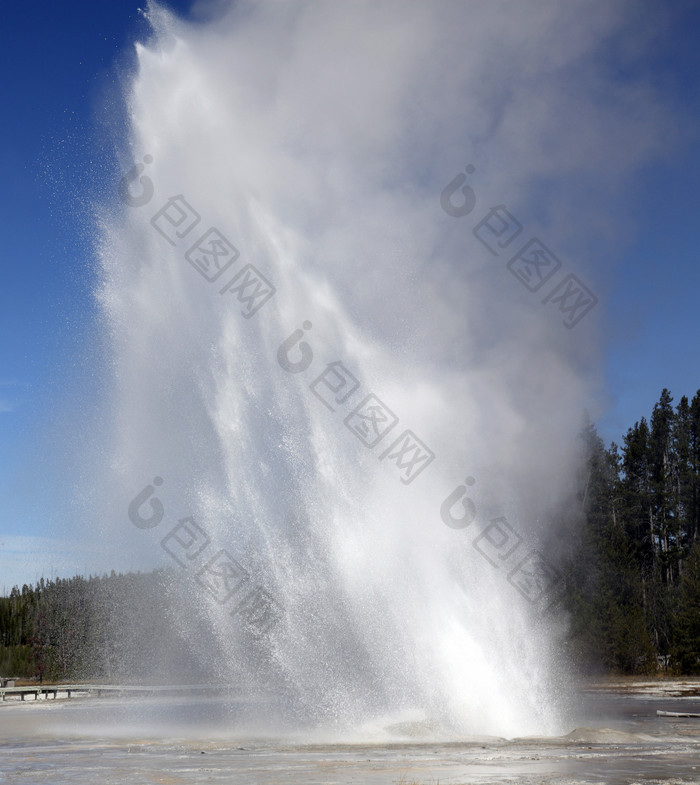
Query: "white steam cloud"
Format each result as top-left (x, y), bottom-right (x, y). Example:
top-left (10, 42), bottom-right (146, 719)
top-left (87, 0), bottom-right (675, 739)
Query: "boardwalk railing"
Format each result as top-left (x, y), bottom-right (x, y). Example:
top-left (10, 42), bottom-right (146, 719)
top-left (0, 684), bottom-right (230, 702)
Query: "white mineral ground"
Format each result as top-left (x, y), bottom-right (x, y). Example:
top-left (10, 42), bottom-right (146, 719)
top-left (1, 677), bottom-right (699, 785)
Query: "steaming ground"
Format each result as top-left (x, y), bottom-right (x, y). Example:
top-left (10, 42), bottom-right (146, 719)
top-left (1, 681), bottom-right (700, 784)
top-left (82, 0), bottom-right (677, 740)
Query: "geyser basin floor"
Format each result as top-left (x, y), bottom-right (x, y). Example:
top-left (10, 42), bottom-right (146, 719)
top-left (1, 682), bottom-right (699, 784)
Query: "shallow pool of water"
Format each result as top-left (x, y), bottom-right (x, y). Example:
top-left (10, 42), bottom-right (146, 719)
top-left (1, 680), bottom-right (699, 784)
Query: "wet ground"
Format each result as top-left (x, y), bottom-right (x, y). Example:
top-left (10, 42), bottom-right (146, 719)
top-left (1, 678), bottom-right (699, 784)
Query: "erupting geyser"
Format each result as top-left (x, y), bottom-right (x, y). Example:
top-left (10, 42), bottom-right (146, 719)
top-left (88, 0), bottom-right (610, 740)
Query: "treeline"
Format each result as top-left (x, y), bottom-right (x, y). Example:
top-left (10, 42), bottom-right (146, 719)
top-left (560, 388), bottom-right (700, 674)
top-left (4, 389), bottom-right (700, 681)
top-left (0, 570), bottom-right (209, 682)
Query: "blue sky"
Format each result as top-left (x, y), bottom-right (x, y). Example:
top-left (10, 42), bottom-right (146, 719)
top-left (1, 0), bottom-right (194, 588)
top-left (2, 0), bottom-right (700, 590)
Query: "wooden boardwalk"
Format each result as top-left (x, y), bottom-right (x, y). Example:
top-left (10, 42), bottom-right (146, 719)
top-left (0, 684), bottom-right (229, 702)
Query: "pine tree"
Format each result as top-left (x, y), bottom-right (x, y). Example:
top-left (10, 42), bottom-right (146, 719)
top-left (650, 389), bottom-right (676, 584)
top-left (563, 416), bottom-right (656, 673)
top-left (671, 543), bottom-right (700, 673)
top-left (620, 418), bottom-right (654, 577)
top-left (687, 391), bottom-right (700, 547)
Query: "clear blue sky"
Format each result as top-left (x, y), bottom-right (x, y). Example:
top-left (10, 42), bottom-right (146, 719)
top-left (2, 0), bottom-right (700, 589)
top-left (1, 0), bottom-right (194, 587)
